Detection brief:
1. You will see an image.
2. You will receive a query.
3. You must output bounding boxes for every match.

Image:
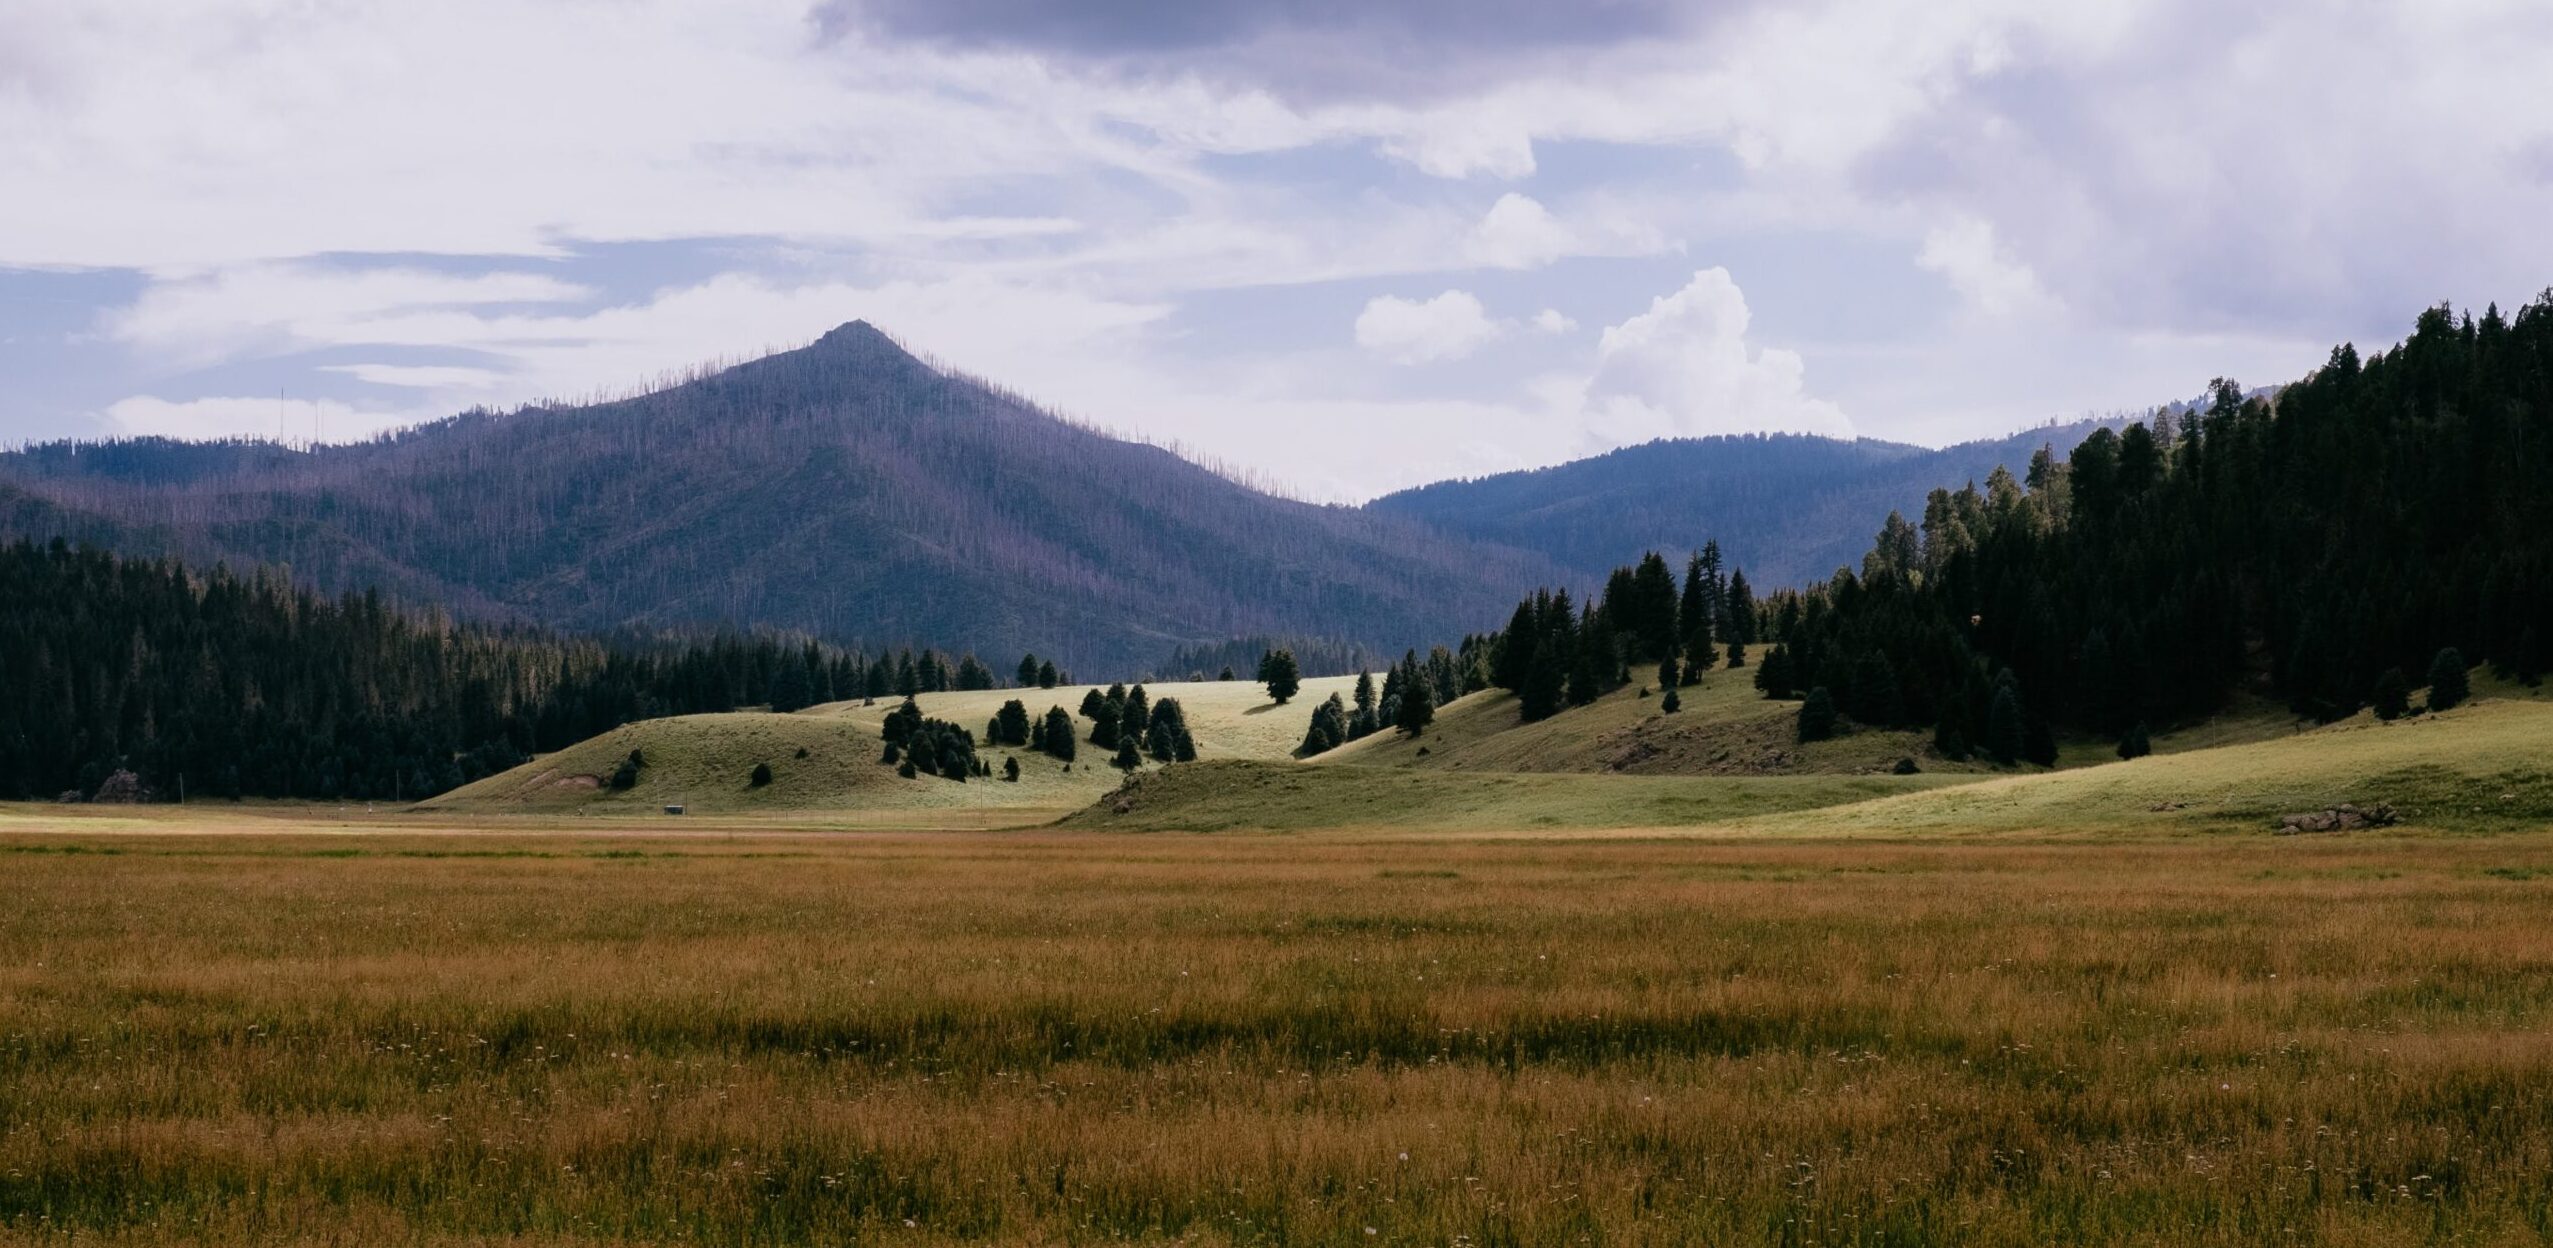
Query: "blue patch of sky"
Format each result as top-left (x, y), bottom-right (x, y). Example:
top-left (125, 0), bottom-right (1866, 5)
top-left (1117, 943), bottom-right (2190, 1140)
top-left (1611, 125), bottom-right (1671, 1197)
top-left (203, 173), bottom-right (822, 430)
top-left (0, 267), bottom-right (149, 444)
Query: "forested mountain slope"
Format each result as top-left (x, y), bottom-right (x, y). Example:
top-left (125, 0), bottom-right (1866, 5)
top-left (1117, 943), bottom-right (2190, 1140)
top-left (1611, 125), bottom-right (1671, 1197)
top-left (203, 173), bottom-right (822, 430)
top-left (1365, 420), bottom-right (2122, 588)
top-left (0, 324), bottom-right (1571, 672)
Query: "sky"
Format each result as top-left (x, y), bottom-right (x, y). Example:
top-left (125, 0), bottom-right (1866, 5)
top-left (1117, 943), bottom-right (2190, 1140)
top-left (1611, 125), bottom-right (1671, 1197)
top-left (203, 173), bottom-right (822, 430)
top-left (6, 1), bottom-right (2553, 501)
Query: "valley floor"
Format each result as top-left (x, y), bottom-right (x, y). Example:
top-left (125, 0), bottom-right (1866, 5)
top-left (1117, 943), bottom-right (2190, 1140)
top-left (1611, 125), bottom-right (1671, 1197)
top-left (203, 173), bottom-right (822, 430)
top-left (5, 803), bottom-right (2553, 1245)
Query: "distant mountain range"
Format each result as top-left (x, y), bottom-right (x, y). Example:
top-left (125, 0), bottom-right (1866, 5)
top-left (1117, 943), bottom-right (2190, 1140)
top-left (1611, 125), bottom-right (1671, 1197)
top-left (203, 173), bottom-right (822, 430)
top-left (0, 323), bottom-right (2114, 672)
top-left (1364, 420), bottom-right (2123, 589)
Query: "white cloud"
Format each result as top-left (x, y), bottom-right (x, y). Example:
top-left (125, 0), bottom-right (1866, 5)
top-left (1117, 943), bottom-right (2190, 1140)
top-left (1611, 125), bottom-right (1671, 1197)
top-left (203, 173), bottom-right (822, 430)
top-left (1533, 308), bottom-right (1577, 334)
top-left (101, 395), bottom-right (414, 444)
top-left (1916, 216), bottom-right (2054, 318)
top-left (106, 265), bottom-right (592, 365)
top-left (1581, 268), bottom-right (1852, 442)
top-left (1353, 290), bottom-right (1503, 364)
top-left (317, 364), bottom-right (510, 390)
top-left (1466, 194), bottom-right (1575, 269)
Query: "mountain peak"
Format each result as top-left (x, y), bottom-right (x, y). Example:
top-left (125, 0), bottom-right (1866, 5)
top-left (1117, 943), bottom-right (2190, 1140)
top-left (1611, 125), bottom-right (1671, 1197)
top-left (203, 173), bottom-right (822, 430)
top-left (816, 319), bottom-right (904, 353)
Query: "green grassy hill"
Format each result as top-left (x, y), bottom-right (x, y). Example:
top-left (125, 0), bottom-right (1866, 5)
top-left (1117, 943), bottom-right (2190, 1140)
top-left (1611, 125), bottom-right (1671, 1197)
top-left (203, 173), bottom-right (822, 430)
top-left (427, 675), bottom-right (1360, 815)
top-left (1763, 690), bottom-right (2553, 836)
top-left (1070, 686), bottom-right (2551, 836)
top-left (1320, 658), bottom-right (2296, 778)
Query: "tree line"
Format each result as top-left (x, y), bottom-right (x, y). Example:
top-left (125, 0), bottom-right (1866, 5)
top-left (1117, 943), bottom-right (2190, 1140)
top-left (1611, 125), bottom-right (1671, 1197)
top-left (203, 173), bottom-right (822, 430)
top-left (1458, 296), bottom-right (2553, 760)
top-left (0, 540), bottom-right (1003, 802)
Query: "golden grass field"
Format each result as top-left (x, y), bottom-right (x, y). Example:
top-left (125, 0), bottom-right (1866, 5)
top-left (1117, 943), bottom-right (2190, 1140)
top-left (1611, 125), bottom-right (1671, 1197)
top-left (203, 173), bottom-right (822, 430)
top-left (7, 680), bottom-right (2551, 1245)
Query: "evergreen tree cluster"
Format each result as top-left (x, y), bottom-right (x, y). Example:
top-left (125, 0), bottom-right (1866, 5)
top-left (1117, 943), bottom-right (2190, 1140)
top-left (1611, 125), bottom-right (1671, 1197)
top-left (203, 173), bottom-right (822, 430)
top-left (1485, 546), bottom-right (1760, 724)
top-left (1499, 299), bottom-right (2553, 760)
top-left (1074, 683), bottom-right (1191, 761)
top-left (1297, 647), bottom-right (1480, 756)
top-left (0, 540), bottom-right (966, 803)
top-left (878, 695), bottom-right (982, 781)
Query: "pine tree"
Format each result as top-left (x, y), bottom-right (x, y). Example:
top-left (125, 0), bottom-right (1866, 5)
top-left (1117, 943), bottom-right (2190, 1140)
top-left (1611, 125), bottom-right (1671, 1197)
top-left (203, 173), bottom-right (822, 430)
top-left (1041, 707), bottom-right (1077, 761)
top-left (1755, 644), bottom-right (1796, 699)
top-left (1300, 694), bottom-right (1348, 756)
top-left (1627, 552), bottom-right (1681, 660)
top-left (1037, 660), bottom-right (1059, 689)
top-left (1002, 756), bottom-right (1021, 782)
top-left (2427, 647), bottom-right (2470, 711)
top-left (1661, 685), bottom-right (1681, 714)
top-left (1723, 570), bottom-right (1757, 645)
top-left (1986, 680), bottom-right (2024, 766)
top-left (2116, 722), bottom-right (2152, 759)
top-left (1217, 665), bottom-right (1235, 681)
top-left (1260, 649), bottom-right (1301, 705)
top-left (1395, 666), bottom-right (1435, 737)
top-left (1017, 654), bottom-right (1040, 688)
top-left (1657, 657), bottom-right (1680, 694)
top-left (1145, 697), bottom-right (1192, 763)
top-left (2371, 667), bottom-right (2410, 721)
top-left (1492, 599), bottom-right (1538, 690)
top-left (749, 761), bottom-right (774, 788)
top-left (1798, 687), bottom-right (1838, 742)
top-left (1112, 730), bottom-right (1142, 773)
top-left (996, 699), bottom-right (1031, 747)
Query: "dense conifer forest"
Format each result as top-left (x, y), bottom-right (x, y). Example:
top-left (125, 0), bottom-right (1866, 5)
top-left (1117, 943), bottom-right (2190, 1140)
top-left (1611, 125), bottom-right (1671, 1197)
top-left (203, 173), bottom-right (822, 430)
top-left (1473, 299), bottom-right (2553, 753)
top-left (0, 540), bottom-right (993, 802)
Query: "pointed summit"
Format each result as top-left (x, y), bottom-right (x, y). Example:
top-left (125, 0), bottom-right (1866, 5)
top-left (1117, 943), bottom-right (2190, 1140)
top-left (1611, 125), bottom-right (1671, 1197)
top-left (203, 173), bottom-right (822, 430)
top-left (796, 319), bottom-right (937, 384)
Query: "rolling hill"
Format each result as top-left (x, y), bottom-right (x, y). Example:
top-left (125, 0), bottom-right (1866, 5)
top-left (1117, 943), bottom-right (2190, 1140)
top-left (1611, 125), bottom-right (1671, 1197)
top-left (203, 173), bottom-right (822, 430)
top-left (1364, 419), bottom-right (2123, 587)
top-left (0, 325), bottom-right (1574, 673)
top-left (427, 673), bottom-right (1365, 816)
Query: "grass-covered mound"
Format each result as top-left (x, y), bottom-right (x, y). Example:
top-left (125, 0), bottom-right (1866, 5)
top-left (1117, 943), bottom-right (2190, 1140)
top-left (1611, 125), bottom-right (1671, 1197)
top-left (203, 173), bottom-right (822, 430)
top-left (431, 675), bottom-right (1361, 814)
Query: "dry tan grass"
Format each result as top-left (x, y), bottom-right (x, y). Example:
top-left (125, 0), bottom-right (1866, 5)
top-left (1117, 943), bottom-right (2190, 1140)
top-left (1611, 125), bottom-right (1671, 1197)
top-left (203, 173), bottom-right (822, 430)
top-left (5, 815), bottom-right (2553, 1245)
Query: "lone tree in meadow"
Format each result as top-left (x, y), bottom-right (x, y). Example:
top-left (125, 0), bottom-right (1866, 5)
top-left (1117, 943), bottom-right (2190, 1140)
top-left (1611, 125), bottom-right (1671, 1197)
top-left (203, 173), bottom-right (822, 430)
top-left (2116, 721), bottom-right (2152, 759)
top-left (1797, 686), bottom-right (1838, 743)
top-left (1002, 756), bottom-right (1021, 782)
top-left (1017, 654), bottom-right (1040, 687)
top-left (1037, 659), bottom-right (1059, 689)
top-left (1112, 729), bottom-right (1143, 773)
top-left (995, 699), bottom-right (1032, 747)
top-left (2371, 667), bottom-right (2410, 721)
top-left (1040, 707), bottom-right (1077, 762)
top-left (1260, 649), bottom-right (1302, 705)
top-left (749, 762), bottom-right (774, 788)
top-left (2427, 647), bottom-right (2470, 711)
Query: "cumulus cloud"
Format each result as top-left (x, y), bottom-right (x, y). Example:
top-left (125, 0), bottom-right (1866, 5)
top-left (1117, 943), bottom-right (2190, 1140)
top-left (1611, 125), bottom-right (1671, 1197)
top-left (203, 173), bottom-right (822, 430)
top-left (1532, 308), bottom-right (1577, 334)
top-left (1466, 194), bottom-right (1576, 268)
top-left (1353, 290), bottom-right (1502, 364)
top-left (1916, 216), bottom-right (2054, 318)
top-left (1581, 268), bottom-right (1852, 442)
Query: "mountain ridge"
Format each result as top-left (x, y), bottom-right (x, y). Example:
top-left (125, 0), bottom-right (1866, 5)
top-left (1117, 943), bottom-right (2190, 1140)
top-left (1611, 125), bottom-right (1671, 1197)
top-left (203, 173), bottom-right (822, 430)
top-left (1, 323), bottom-right (2122, 669)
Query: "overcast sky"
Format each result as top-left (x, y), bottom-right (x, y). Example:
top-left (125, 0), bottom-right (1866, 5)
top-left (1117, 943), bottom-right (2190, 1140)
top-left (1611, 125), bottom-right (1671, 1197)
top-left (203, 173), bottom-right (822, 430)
top-left (7, 0), bottom-right (2552, 499)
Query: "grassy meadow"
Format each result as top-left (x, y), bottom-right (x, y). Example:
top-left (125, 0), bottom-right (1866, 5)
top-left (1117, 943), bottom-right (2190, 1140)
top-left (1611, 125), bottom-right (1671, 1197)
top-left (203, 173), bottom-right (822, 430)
top-left (7, 811), bottom-right (2553, 1246)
